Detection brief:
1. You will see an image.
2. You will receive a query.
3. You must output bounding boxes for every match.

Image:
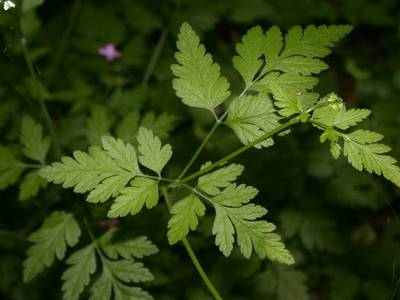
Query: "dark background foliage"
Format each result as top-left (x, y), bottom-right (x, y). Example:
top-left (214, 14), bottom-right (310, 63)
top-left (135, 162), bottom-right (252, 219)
top-left (1, 0), bottom-right (400, 299)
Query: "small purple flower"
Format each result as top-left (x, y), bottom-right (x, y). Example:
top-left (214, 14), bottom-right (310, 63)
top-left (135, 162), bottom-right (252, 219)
top-left (98, 43), bottom-right (121, 62)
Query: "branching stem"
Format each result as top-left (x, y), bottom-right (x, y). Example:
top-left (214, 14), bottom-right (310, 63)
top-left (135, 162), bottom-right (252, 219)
top-left (179, 115), bottom-right (301, 184)
top-left (175, 70), bottom-right (270, 181)
top-left (142, 29), bottom-right (169, 87)
top-left (176, 117), bottom-right (223, 180)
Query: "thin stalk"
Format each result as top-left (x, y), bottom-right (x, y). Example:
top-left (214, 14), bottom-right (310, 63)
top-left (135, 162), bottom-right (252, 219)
top-left (141, 29), bottom-right (169, 87)
top-left (180, 115), bottom-right (301, 184)
top-left (137, 173), bottom-right (176, 183)
top-left (177, 118), bottom-right (223, 180)
top-left (180, 239), bottom-right (222, 300)
top-left (82, 217), bottom-right (107, 261)
top-left (161, 188), bottom-right (223, 300)
top-left (182, 183), bottom-right (214, 204)
top-left (83, 217), bottom-right (98, 246)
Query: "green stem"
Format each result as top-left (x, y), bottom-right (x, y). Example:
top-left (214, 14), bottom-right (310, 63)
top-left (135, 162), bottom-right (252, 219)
top-left (83, 217), bottom-right (97, 245)
top-left (82, 217), bottom-right (107, 261)
top-left (180, 238), bottom-right (222, 300)
top-left (161, 188), bottom-right (223, 300)
top-left (180, 115), bottom-right (301, 184)
top-left (137, 173), bottom-right (176, 183)
top-left (141, 29), bottom-right (168, 87)
top-left (177, 118), bottom-right (223, 180)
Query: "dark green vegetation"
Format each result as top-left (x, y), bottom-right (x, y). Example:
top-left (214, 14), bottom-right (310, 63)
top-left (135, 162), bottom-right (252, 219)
top-left (1, 0), bottom-right (400, 299)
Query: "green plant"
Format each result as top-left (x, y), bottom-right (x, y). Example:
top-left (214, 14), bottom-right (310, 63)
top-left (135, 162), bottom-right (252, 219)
top-left (5, 20), bottom-right (397, 299)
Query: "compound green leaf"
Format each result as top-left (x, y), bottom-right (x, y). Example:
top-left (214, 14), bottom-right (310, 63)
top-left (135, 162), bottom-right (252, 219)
top-left (101, 136), bottom-right (140, 174)
top-left (108, 177), bottom-right (159, 217)
top-left (282, 25), bottom-right (353, 58)
top-left (20, 116), bottom-right (50, 164)
top-left (233, 25), bottom-right (265, 88)
top-left (171, 22), bottom-right (231, 111)
top-left (266, 83), bottom-right (301, 117)
top-left (100, 234), bottom-right (158, 260)
top-left (137, 127), bottom-right (172, 176)
top-left (113, 280), bottom-right (153, 300)
top-left (264, 25), bottom-right (283, 62)
top-left (213, 184), bottom-right (259, 207)
top-left (212, 202), bottom-right (293, 263)
top-left (332, 108), bottom-right (371, 130)
top-left (237, 25), bottom-right (352, 117)
top-left (140, 112), bottom-right (179, 139)
top-left (312, 105), bottom-right (371, 130)
top-left (86, 105), bottom-right (114, 146)
top-left (107, 259), bottom-right (153, 283)
top-left (167, 194), bottom-right (206, 244)
top-left (227, 94), bottom-right (280, 148)
top-left (330, 142), bottom-right (342, 159)
top-left (198, 163), bottom-right (244, 195)
top-left (41, 147), bottom-right (117, 192)
top-left (115, 111), bottom-right (140, 143)
top-left (89, 268), bottom-right (112, 300)
top-left (270, 56), bottom-right (328, 75)
top-left (0, 146), bottom-right (26, 190)
top-left (19, 170), bottom-right (47, 201)
top-left (86, 172), bottom-right (133, 203)
top-left (90, 258), bottom-right (153, 300)
top-left (23, 211), bottom-right (81, 282)
top-left (62, 244), bottom-right (97, 300)
top-left (343, 137), bottom-right (400, 187)
top-left (40, 138), bottom-right (140, 203)
top-left (253, 72), bottom-right (318, 95)
top-left (347, 130), bottom-right (383, 144)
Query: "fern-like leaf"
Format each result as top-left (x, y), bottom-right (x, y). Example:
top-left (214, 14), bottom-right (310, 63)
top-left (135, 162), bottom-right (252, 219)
top-left (344, 134), bottom-right (400, 187)
top-left (198, 163), bottom-right (244, 195)
top-left (232, 25), bottom-right (265, 88)
top-left (40, 137), bottom-right (140, 203)
top-left (62, 244), bottom-right (97, 300)
top-left (0, 146), bottom-right (26, 190)
top-left (211, 184), bottom-right (294, 264)
top-left (108, 177), bottom-right (159, 217)
top-left (137, 127), bottom-right (172, 176)
top-left (100, 231), bottom-right (158, 260)
top-left (227, 94), bottom-right (280, 148)
top-left (90, 257), bottom-right (153, 300)
top-left (23, 211), bottom-right (81, 282)
top-left (233, 25), bottom-right (352, 117)
top-left (20, 116), bottom-right (51, 164)
top-left (171, 22), bottom-right (231, 112)
top-left (18, 170), bottom-right (47, 201)
top-left (167, 194), bottom-right (206, 244)
top-left (282, 25), bottom-right (353, 58)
